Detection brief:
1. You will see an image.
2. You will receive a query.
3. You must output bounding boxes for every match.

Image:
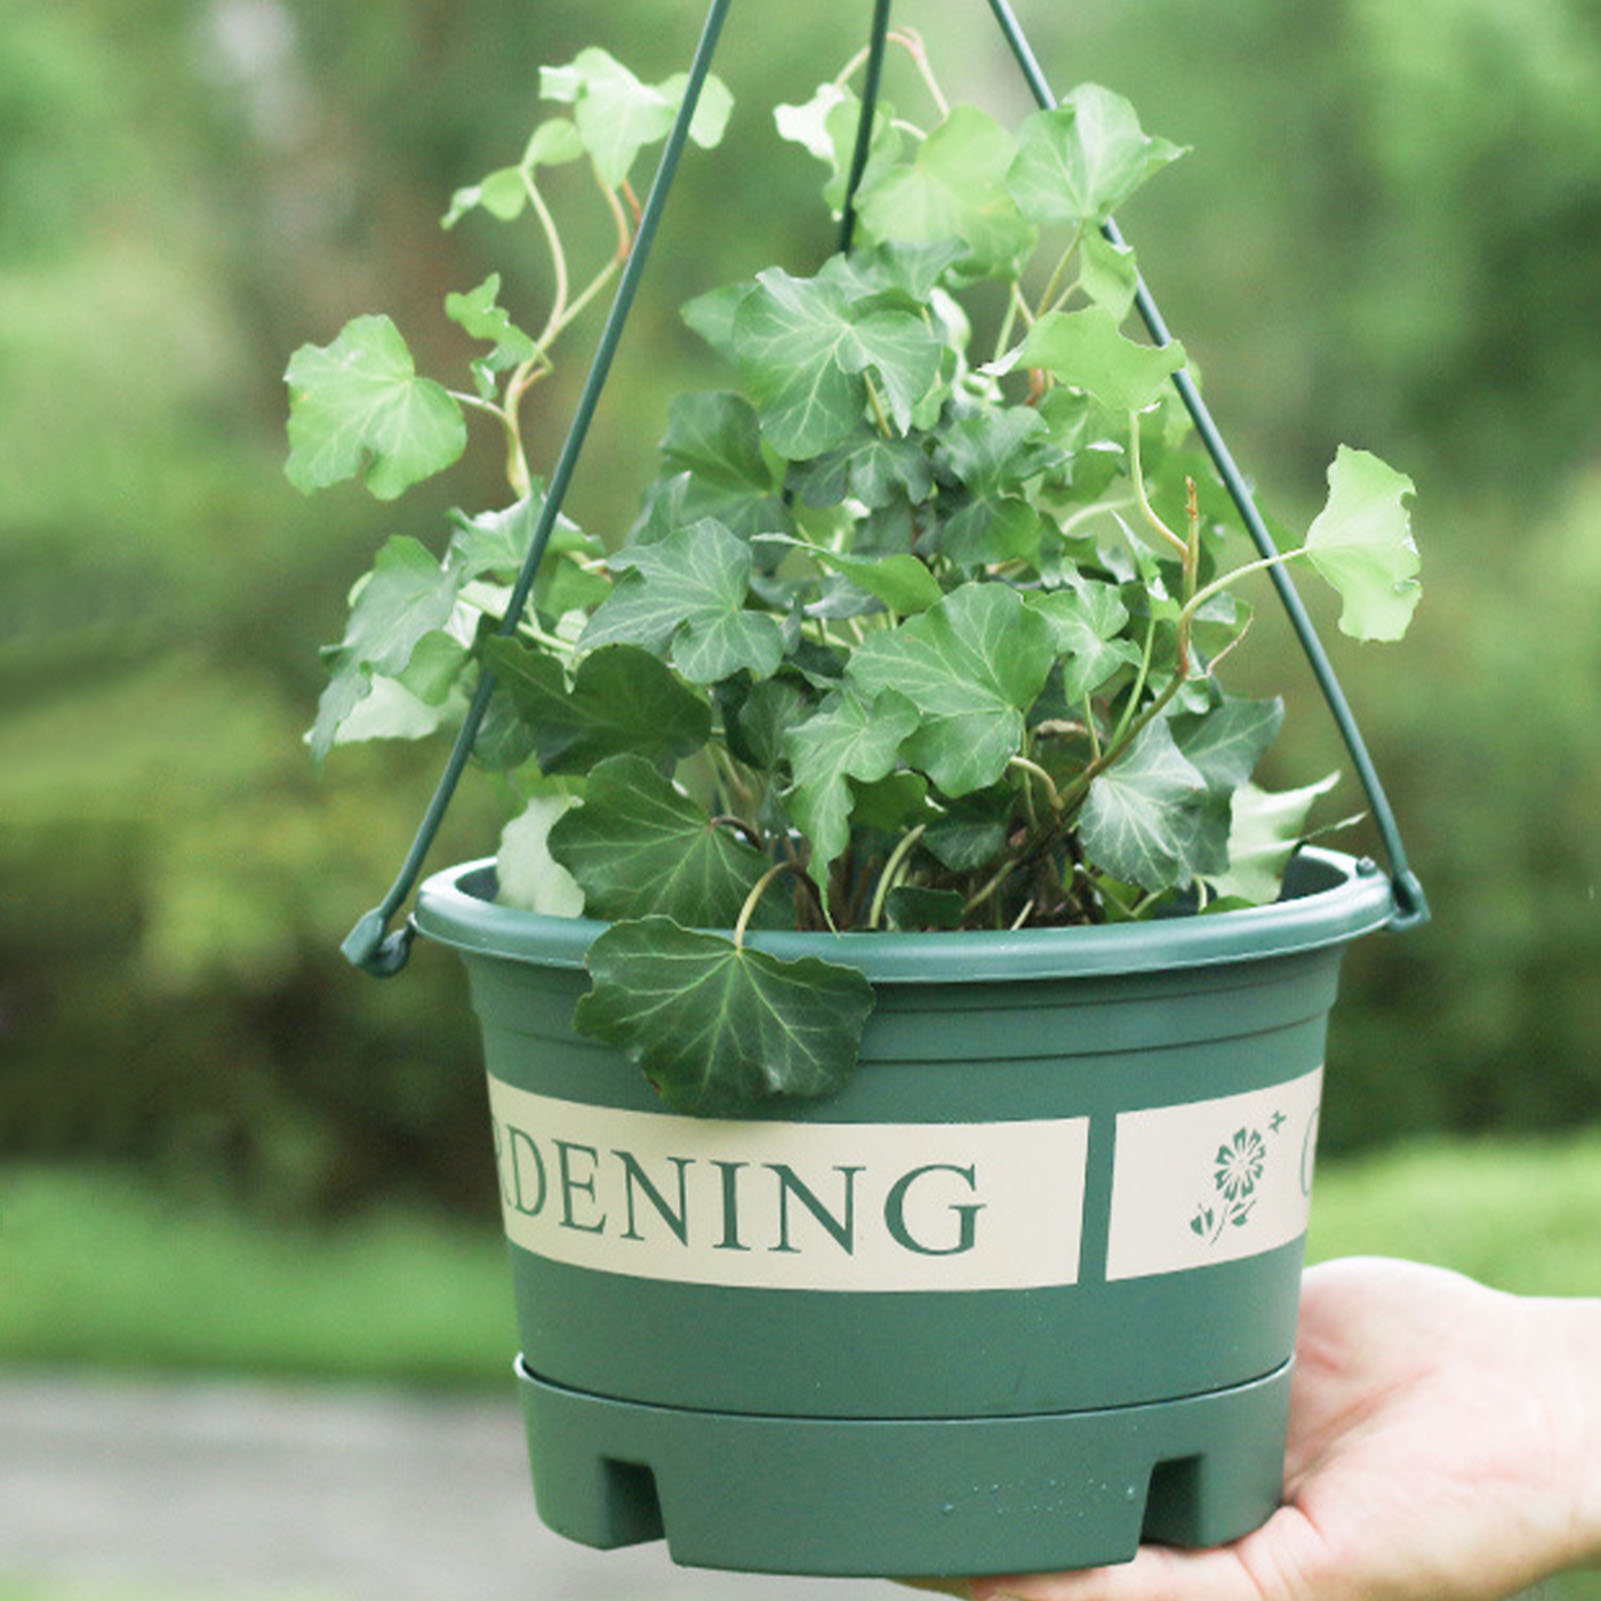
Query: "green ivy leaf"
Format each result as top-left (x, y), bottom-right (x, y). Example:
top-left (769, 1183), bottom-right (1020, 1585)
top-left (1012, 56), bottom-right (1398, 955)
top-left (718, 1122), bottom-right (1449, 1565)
top-left (1304, 446), bottom-right (1421, 642)
top-left (496, 795), bottom-right (585, 918)
top-left (542, 48), bottom-right (731, 189)
top-left (1006, 84), bottom-right (1185, 228)
top-left (1080, 717), bottom-right (1210, 892)
top-left (581, 519), bottom-right (785, 685)
top-left (309, 535), bottom-right (463, 763)
top-left (859, 104), bottom-right (1036, 280)
top-left (732, 269), bottom-right (939, 459)
top-left (733, 270), bottom-right (866, 458)
top-left (848, 582), bottom-right (1058, 796)
top-left (729, 676), bottom-right (814, 770)
top-left (444, 274), bottom-right (536, 398)
top-left (441, 122), bottom-right (585, 228)
top-left (922, 785), bottom-right (1012, 871)
top-left (1079, 232), bottom-right (1140, 319)
top-left (483, 638), bottom-right (710, 775)
top-left (442, 166), bottom-right (529, 229)
top-left (775, 82), bottom-right (904, 215)
top-left (1171, 696), bottom-right (1284, 793)
top-left (1024, 576), bottom-right (1144, 701)
top-left (681, 282), bottom-right (750, 363)
top-left (284, 315), bottom-right (467, 501)
top-left (784, 688), bottom-right (921, 897)
top-left (789, 430), bottom-right (933, 511)
top-left (1015, 306), bottom-right (1186, 413)
top-left (935, 406), bottom-right (1051, 566)
top-left (1204, 772), bottom-right (1341, 906)
top-left (574, 917), bottom-right (876, 1114)
top-left (548, 754), bottom-right (778, 928)
top-left (654, 391), bottom-right (787, 538)
top-left (759, 534), bottom-right (942, 617)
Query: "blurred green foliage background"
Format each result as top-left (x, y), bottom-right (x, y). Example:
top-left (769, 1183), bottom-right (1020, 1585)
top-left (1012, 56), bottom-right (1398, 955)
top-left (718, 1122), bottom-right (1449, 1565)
top-left (2, 0), bottom-right (1598, 1221)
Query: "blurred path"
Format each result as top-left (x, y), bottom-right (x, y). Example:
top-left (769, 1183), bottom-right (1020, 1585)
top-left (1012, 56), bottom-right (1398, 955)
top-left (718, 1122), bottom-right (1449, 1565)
top-left (0, 1374), bottom-right (886, 1601)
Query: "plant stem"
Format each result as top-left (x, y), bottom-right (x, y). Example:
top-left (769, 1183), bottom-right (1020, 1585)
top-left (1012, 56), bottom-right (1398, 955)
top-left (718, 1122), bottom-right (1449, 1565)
top-left (522, 169), bottom-right (570, 346)
top-left (834, 29), bottom-right (950, 119)
top-left (867, 823), bottom-right (927, 930)
top-left (1128, 411), bottom-right (1188, 557)
top-left (1008, 753), bottom-right (1063, 813)
top-left (864, 372), bottom-right (894, 438)
top-left (963, 852), bottom-right (1022, 919)
top-left (1036, 226), bottom-right (1085, 319)
top-left (1183, 547), bottom-right (1306, 624)
top-left (734, 860), bottom-right (799, 948)
top-left (712, 814), bottom-right (765, 851)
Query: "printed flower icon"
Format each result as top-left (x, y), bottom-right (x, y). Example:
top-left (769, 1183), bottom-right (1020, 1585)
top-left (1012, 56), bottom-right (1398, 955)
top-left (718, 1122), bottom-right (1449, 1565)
top-left (1214, 1127), bottom-right (1266, 1201)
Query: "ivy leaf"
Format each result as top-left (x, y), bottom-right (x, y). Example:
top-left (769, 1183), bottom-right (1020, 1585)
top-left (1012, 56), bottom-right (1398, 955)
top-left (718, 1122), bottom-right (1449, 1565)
top-left (1168, 695), bottom-right (1285, 879)
top-left (733, 270), bottom-right (866, 458)
top-left (1016, 306), bottom-right (1186, 413)
top-left (923, 785), bottom-right (1012, 871)
top-left (1080, 717), bottom-right (1210, 892)
top-left (1304, 446), bottom-right (1421, 642)
top-left (1079, 232), bottom-right (1140, 319)
top-left (581, 519), bottom-right (785, 684)
top-left (858, 104), bottom-right (1036, 280)
top-left (681, 282), bottom-right (751, 364)
top-left (729, 675), bottom-right (814, 770)
top-left (1204, 772), bottom-right (1342, 906)
top-left (548, 754), bottom-right (778, 928)
top-left (444, 274), bottom-right (536, 398)
top-left (774, 82), bottom-right (904, 215)
top-left (483, 638), bottom-right (710, 775)
top-left (542, 48), bottom-right (731, 189)
top-left (574, 918), bottom-right (876, 1115)
top-left (440, 121), bottom-right (584, 228)
top-left (655, 391), bottom-right (787, 538)
top-left (444, 490), bottom-right (586, 586)
top-left (732, 269), bottom-right (939, 458)
top-left (1024, 576), bottom-right (1144, 701)
top-left (1006, 84), bottom-right (1185, 228)
top-left (838, 309), bottom-right (943, 434)
top-left (789, 430), bottom-right (932, 510)
top-left (1171, 696), bottom-right (1284, 793)
top-left (758, 534), bottom-right (942, 617)
top-left (848, 582), bottom-right (1058, 796)
top-left (496, 795), bottom-right (585, 918)
top-left (935, 406), bottom-right (1050, 566)
top-left (309, 535), bottom-right (462, 763)
top-left (284, 315), bottom-right (467, 501)
top-left (783, 688), bottom-right (921, 897)
top-left (441, 165), bottom-right (529, 229)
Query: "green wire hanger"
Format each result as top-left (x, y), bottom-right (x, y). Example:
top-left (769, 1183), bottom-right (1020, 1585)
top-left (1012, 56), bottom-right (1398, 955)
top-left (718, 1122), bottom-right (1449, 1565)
top-left (343, 0), bottom-right (1426, 979)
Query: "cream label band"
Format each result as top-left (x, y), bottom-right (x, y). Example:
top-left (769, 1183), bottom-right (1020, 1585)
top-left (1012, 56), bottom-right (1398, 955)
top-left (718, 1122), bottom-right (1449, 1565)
top-left (487, 1067), bottom-right (1321, 1293)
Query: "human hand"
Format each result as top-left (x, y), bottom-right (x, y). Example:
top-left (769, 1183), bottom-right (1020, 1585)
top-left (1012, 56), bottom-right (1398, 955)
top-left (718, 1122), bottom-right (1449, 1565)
top-left (944, 1258), bottom-right (1601, 1601)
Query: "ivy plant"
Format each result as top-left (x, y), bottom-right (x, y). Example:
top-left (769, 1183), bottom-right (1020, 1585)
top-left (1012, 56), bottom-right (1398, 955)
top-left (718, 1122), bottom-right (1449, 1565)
top-left (286, 35), bottom-right (1421, 1116)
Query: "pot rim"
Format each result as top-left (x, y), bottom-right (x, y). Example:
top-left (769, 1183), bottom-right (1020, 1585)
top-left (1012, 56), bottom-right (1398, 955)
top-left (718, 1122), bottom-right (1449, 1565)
top-left (413, 845), bottom-right (1397, 984)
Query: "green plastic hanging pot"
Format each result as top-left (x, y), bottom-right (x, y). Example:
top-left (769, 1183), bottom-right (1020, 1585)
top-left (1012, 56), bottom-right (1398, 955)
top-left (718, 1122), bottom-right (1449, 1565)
top-left (413, 844), bottom-right (1398, 1577)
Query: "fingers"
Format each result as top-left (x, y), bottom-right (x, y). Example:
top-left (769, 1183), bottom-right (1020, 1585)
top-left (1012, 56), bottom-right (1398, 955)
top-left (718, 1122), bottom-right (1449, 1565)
top-left (910, 1533), bottom-right (1287, 1601)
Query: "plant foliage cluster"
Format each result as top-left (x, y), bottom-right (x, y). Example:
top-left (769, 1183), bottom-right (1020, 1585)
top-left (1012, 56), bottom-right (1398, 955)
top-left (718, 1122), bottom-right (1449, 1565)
top-left (285, 36), bottom-right (1420, 1114)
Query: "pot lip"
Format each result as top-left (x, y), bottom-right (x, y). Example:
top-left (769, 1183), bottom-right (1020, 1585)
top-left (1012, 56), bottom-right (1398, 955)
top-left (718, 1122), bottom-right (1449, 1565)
top-left (413, 845), bottom-right (1397, 983)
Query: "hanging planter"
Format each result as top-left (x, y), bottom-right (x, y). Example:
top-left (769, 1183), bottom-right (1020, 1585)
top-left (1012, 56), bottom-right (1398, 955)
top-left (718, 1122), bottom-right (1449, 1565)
top-left (285, 0), bottom-right (1427, 1579)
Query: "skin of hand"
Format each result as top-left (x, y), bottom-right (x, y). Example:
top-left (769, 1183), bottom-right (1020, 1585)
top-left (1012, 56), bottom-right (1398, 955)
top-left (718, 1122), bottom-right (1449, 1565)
top-left (936, 1257), bottom-right (1601, 1601)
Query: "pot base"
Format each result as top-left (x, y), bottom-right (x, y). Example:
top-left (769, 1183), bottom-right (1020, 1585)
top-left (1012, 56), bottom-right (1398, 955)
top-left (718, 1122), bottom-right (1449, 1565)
top-left (516, 1356), bottom-right (1292, 1577)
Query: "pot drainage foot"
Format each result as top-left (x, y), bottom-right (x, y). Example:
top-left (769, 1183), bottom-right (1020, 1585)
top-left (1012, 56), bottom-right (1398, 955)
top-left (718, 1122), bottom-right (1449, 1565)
top-left (514, 1356), bottom-right (1293, 1578)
